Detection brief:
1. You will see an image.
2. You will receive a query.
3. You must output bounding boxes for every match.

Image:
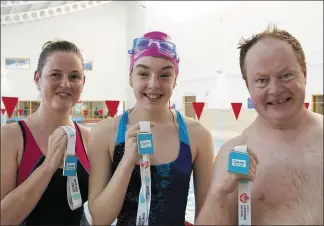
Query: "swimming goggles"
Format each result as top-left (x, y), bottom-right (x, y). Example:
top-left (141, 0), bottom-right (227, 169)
top-left (128, 37), bottom-right (180, 62)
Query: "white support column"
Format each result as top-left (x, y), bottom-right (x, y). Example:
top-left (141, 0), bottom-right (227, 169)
top-left (125, 1), bottom-right (147, 110)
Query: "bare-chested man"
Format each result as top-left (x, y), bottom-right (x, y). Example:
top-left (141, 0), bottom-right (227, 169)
top-left (195, 25), bottom-right (323, 225)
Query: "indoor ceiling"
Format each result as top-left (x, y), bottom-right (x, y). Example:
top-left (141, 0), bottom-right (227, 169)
top-left (1, 1), bottom-right (111, 26)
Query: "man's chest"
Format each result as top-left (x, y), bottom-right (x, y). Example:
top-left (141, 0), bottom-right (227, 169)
top-left (246, 140), bottom-right (323, 224)
top-left (249, 136), bottom-right (322, 196)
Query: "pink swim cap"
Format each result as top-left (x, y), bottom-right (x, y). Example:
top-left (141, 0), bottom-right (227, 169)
top-left (129, 31), bottom-right (179, 76)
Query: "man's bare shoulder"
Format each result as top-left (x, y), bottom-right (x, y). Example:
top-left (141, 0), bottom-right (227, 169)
top-left (310, 111), bottom-right (323, 128)
top-left (216, 134), bottom-right (248, 157)
top-left (307, 112), bottom-right (323, 149)
top-left (303, 111), bottom-right (323, 139)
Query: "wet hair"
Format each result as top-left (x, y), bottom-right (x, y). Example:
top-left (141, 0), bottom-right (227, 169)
top-left (36, 39), bottom-right (84, 76)
top-left (238, 24), bottom-right (306, 80)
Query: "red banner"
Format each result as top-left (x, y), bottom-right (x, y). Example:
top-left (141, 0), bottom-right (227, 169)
top-left (2, 97), bottom-right (19, 119)
top-left (105, 100), bottom-right (120, 117)
top-left (18, 109), bottom-right (23, 116)
top-left (192, 102), bottom-right (205, 121)
top-left (231, 102), bottom-right (242, 120)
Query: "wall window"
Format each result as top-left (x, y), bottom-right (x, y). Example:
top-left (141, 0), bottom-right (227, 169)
top-left (84, 60), bottom-right (93, 71)
top-left (19, 101), bottom-right (30, 116)
top-left (247, 98), bottom-right (254, 109)
top-left (5, 58), bottom-right (30, 69)
top-left (93, 101), bottom-right (105, 118)
top-left (72, 101), bottom-right (83, 118)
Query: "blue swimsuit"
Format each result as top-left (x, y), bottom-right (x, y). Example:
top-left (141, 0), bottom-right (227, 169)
top-left (111, 110), bottom-right (193, 225)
